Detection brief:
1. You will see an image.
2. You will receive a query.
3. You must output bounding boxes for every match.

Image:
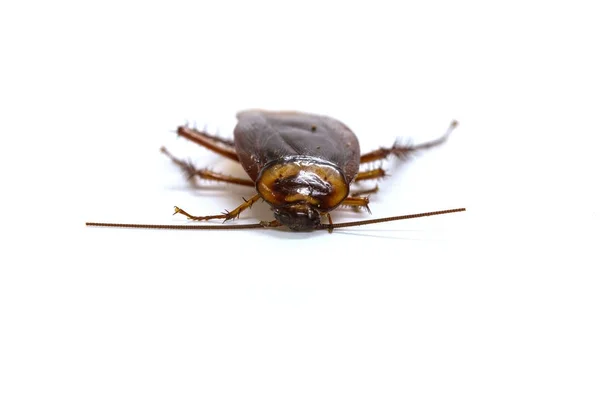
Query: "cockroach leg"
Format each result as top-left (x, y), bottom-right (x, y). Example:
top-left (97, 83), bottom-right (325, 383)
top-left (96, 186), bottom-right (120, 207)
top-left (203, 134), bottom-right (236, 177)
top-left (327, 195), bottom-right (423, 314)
top-left (341, 196), bottom-right (371, 213)
top-left (351, 185), bottom-right (379, 197)
top-left (174, 194), bottom-right (261, 222)
top-left (354, 168), bottom-right (386, 182)
top-left (161, 147), bottom-right (254, 186)
top-left (189, 129), bottom-right (235, 147)
top-left (191, 170), bottom-right (254, 186)
top-left (359, 120), bottom-right (458, 164)
top-left (176, 126), bottom-right (240, 162)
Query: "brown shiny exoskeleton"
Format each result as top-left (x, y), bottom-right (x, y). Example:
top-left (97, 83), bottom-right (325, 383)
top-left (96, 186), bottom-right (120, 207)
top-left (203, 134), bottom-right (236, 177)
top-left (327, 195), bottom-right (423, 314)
top-left (155, 109), bottom-right (461, 231)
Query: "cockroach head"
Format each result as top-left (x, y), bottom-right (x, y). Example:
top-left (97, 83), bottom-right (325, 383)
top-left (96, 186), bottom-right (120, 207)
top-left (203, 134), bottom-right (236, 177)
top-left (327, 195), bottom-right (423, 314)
top-left (272, 203), bottom-right (321, 232)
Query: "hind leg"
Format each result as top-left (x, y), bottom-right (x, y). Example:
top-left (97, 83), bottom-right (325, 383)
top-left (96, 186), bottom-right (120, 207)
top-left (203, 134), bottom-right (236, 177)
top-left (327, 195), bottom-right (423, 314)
top-left (175, 126), bottom-right (239, 162)
top-left (360, 120), bottom-right (458, 164)
top-left (161, 147), bottom-right (253, 187)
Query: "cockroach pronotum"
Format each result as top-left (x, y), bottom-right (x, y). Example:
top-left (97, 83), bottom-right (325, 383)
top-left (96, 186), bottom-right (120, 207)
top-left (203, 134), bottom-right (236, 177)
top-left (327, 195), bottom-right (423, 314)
top-left (86, 110), bottom-right (465, 232)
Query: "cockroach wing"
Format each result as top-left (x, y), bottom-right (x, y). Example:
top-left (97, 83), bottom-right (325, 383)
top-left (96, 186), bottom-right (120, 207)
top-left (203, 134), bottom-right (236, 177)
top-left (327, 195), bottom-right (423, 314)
top-left (233, 110), bottom-right (360, 182)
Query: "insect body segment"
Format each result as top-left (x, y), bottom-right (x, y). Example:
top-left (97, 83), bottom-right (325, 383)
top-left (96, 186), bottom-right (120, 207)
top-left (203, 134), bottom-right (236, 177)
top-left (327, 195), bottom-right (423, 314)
top-left (256, 157), bottom-right (349, 210)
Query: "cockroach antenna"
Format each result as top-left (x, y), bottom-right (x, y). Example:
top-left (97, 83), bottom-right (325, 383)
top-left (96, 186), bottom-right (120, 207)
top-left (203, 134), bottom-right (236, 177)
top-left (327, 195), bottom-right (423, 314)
top-left (86, 208), bottom-right (466, 231)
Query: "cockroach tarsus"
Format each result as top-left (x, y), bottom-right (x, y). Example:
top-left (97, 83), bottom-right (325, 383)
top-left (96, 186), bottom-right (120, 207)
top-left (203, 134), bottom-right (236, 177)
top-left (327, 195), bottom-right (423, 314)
top-left (86, 110), bottom-right (465, 232)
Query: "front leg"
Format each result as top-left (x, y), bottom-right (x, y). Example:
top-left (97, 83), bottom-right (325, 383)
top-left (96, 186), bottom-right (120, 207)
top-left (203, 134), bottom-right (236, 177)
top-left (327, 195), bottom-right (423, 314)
top-left (341, 196), bottom-right (371, 213)
top-left (174, 194), bottom-right (261, 222)
top-left (161, 147), bottom-right (254, 187)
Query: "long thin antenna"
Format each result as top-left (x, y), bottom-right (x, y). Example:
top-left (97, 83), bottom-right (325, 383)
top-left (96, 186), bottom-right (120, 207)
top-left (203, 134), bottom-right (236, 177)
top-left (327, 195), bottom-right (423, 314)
top-left (85, 208), bottom-right (465, 231)
top-left (85, 222), bottom-right (267, 230)
top-left (317, 208), bottom-right (466, 230)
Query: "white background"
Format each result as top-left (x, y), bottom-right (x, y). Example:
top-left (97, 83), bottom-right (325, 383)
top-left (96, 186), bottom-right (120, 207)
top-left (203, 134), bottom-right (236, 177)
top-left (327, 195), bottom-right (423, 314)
top-left (1, 1), bottom-right (599, 399)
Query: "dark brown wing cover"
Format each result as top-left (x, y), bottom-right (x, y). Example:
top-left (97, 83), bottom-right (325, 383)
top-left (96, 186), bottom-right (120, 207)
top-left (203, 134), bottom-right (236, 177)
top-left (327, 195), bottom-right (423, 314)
top-left (233, 110), bottom-right (360, 182)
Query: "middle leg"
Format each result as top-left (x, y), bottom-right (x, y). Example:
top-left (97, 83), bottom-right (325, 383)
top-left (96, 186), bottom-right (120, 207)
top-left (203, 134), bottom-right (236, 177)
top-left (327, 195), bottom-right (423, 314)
top-left (351, 185), bottom-right (379, 197)
top-left (354, 168), bottom-right (386, 182)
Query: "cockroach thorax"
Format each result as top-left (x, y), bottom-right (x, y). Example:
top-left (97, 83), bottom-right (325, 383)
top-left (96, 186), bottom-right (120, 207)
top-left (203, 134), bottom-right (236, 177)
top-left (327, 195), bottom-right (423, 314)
top-left (256, 156), bottom-right (349, 212)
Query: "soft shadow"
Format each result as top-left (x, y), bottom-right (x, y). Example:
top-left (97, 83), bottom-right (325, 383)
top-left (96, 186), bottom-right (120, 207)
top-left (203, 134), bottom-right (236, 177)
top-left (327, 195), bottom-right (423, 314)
top-left (331, 230), bottom-right (429, 240)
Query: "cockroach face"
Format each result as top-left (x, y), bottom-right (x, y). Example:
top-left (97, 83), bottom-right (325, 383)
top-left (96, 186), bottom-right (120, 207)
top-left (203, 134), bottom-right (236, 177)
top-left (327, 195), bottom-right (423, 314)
top-left (255, 156), bottom-right (351, 231)
top-left (272, 203), bottom-right (321, 231)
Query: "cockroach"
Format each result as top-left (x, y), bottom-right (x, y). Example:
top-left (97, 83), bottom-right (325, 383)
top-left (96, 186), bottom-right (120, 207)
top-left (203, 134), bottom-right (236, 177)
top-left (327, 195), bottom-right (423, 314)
top-left (86, 110), bottom-right (465, 231)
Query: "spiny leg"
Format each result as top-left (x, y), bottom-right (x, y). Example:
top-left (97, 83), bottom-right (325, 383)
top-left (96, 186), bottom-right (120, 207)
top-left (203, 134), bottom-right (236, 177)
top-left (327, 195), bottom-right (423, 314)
top-left (336, 192), bottom-right (375, 213)
top-left (350, 169), bottom-right (384, 207)
top-left (360, 120), bottom-right (458, 164)
top-left (355, 168), bottom-right (386, 182)
top-left (161, 147), bottom-right (254, 187)
top-left (174, 194), bottom-right (261, 222)
top-left (341, 196), bottom-right (371, 213)
top-left (188, 128), bottom-right (235, 147)
top-left (176, 126), bottom-right (239, 162)
top-left (351, 185), bottom-right (379, 197)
